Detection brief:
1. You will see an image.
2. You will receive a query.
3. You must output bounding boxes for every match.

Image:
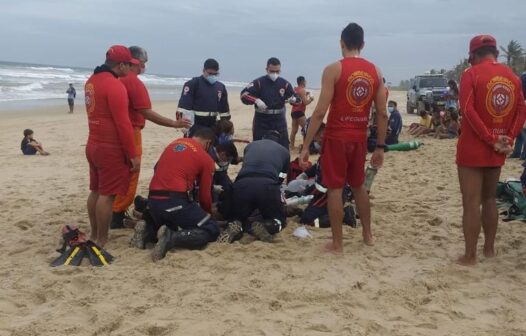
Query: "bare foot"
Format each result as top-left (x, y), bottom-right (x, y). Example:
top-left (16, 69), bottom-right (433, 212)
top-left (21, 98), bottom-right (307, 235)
top-left (483, 247), bottom-right (496, 258)
top-left (363, 233), bottom-right (375, 246)
top-left (323, 241), bottom-right (343, 254)
top-left (456, 255), bottom-right (477, 266)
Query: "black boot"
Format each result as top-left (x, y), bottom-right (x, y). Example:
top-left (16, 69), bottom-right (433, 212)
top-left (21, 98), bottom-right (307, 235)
top-left (110, 211), bottom-right (126, 229)
top-left (152, 226), bottom-right (212, 262)
top-left (134, 195), bottom-right (148, 213)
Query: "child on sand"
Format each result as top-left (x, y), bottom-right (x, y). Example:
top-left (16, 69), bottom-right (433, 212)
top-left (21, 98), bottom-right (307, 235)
top-left (20, 129), bottom-right (49, 155)
top-left (435, 109), bottom-right (460, 139)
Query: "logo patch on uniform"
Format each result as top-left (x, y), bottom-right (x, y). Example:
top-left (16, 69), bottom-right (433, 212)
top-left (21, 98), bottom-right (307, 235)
top-left (173, 144), bottom-right (187, 152)
top-left (486, 76), bottom-right (516, 122)
top-left (346, 71), bottom-right (374, 110)
top-left (85, 83), bottom-right (95, 115)
top-left (246, 82), bottom-right (254, 89)
top-left (279, 88), bottom-right (285, 97)
top-left (218, 90), bottom-right (222, 101)
top-left (183, 86), bottom-right (190, 95)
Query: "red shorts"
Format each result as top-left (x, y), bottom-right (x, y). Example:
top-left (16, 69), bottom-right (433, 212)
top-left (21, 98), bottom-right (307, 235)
top-left (320, 137), bottom-right (367, 188)
top-left (456, 128), bottom-right (505, 168)
top-left (86, 142), bottom-right (130, 196)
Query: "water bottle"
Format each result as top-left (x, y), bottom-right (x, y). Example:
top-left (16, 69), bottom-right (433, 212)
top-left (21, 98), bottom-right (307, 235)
top-left (364, 166), bottom-right (377, 192)
top-left (176, 110), bottom-right (194, 136)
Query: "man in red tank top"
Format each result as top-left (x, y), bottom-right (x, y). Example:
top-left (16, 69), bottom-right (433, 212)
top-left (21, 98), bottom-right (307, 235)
top-left (289, 76), bottom-right (314, 149)
top-left (300, 23), bottom-right (388, 253)
top-left (456, 35), bottom-right (526, 266)
top-left (85, 45), bottom-right (141, 247)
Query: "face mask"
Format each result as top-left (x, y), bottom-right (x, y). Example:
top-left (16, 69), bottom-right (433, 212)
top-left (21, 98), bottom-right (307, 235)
top-left (206, 75), bottom-right (218, 85)
top-left (218, 133), bottom-right (233, 145)
top-left (268, 73), bottom-right (279, 82)
top-left (388, 107), bottom-right (395, 113)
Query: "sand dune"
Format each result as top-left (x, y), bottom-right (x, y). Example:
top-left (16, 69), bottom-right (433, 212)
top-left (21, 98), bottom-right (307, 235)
top-left (0, 91), bottom-right (525, 336)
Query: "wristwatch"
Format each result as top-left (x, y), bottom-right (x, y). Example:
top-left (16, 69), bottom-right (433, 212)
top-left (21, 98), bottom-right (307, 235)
top-left (376, 144), bottom-right (387, 150)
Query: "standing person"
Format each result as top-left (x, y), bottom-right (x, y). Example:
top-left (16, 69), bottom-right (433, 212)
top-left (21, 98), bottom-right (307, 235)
top-left (446, 79), bottom-right (459, 111)
top-left (66, 83), bottom-right (76, 113)
top-left (289, 76), bottom-right (314, 149)
top-left (84, 45), bottom-right (141, 247)
top-left (240, 57), bottom-right (300, 149)
top-left (176, 59), bottom-right (230, 137)
top-left (456, 35), bottom-right (526, 266)
top-left (386, 100), bottom-right (402, 145)
top-left (137, 128), bottom-right (220, 261)
top-left (300, 23), bottom-right (388, 253)
top-left (510, 71), bottom-right (526, 159)
top-left (110, 46), bottom-right (191, 229)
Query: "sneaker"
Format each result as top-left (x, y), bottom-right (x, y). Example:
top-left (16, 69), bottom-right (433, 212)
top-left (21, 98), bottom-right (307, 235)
top-left (251, 221), bottom-right (273, 243)
top-left (216, 220), bottom-right (243, 243)
top-left (130, 220), bottom-right (147, 249)
top-left (152, 225), bottom-right (171, 262)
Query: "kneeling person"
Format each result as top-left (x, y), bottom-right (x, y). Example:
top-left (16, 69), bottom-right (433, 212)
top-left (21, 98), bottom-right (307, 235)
top-left (144, 128), bottom-right (220, 261)
top-left (222, 131), bottom-right (290, 242)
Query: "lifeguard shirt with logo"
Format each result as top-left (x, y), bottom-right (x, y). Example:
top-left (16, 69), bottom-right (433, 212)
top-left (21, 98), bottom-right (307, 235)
top-left (457, 59), bottom-right (526, 167)
top-left (84, 68), bottom-right (136, 160)
top-left (326, 57), bottom-right (380, 142)
top-left (120, 72), bottom-right (152, 129)
top-left (149, 138), bottom-right (215, 213)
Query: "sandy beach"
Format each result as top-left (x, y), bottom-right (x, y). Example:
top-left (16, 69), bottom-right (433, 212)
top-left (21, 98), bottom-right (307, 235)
top-left (0, 90), bottom-right (525, 336)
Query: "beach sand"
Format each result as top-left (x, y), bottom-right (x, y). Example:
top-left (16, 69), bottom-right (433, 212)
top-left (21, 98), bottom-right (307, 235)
top-left (0, 91), bottom-right (525, 336)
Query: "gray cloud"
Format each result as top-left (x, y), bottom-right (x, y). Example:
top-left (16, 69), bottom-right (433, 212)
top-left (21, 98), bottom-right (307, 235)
top-left (0, 0), bottom-right (524, 86)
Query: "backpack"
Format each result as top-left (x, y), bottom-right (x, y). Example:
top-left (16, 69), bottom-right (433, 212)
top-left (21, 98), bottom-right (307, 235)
top-left (496, 180), bottom-right (526, 221)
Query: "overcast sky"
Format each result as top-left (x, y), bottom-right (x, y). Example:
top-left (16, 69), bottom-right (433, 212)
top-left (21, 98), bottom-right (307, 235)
top-left (1, 0), bottom-right (524, 86)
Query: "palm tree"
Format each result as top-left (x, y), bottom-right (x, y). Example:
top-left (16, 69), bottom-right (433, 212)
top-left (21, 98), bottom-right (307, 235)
top-left (499, 40), bottom-right (523, 66)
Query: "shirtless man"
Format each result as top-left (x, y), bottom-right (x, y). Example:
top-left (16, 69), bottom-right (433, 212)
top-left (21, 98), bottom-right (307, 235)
top-left (289, 76), bottom-right (314, 149)
top-left (300, 22), bottom-right (387, 253)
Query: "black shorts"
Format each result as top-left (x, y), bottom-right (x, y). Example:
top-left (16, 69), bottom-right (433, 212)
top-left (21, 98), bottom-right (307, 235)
top-left (68, 98), bottom-right (74, 106)
top-left (291, 111), bottom-right (305, 120)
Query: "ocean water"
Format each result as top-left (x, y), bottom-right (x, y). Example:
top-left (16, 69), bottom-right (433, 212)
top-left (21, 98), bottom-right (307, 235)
top-left (0, 61), bottom-right (246, 111)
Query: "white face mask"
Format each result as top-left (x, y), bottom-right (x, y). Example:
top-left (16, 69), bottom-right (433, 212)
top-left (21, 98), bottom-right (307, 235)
top-left (268, 73), bottom-right (279, 82)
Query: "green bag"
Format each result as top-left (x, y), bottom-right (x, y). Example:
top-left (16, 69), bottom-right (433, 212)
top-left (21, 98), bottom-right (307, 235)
top-left (496, 180), bottom-right (526, 221)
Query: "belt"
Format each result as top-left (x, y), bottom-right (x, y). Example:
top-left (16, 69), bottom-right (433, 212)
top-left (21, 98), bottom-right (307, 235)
top-left (256, 108), bottom-right (285, 115)
top-left (236, 172), bottom-right (277, 182)
top-left (148, 190), bottom-right (189, 199)
top-left (194, 111), bottom-right (218, 117)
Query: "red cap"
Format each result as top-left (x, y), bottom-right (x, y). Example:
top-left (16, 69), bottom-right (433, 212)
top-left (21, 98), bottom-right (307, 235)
top-left (106, 45), bottom-right (140, 65)
top-left (469, 35), bottom-right (497, 54)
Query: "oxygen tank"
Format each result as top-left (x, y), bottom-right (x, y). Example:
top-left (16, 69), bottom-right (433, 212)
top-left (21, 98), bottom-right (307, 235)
top-left (386, 140), bottom-right (422, 152)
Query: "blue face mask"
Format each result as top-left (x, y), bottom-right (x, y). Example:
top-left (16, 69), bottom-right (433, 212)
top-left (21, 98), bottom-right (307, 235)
top-left (218, 133), bottom-right (233, 145)
top-left (388, 106), bottom-right (395, 113)
top-left (206, 75), bottom-right (218, 85)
